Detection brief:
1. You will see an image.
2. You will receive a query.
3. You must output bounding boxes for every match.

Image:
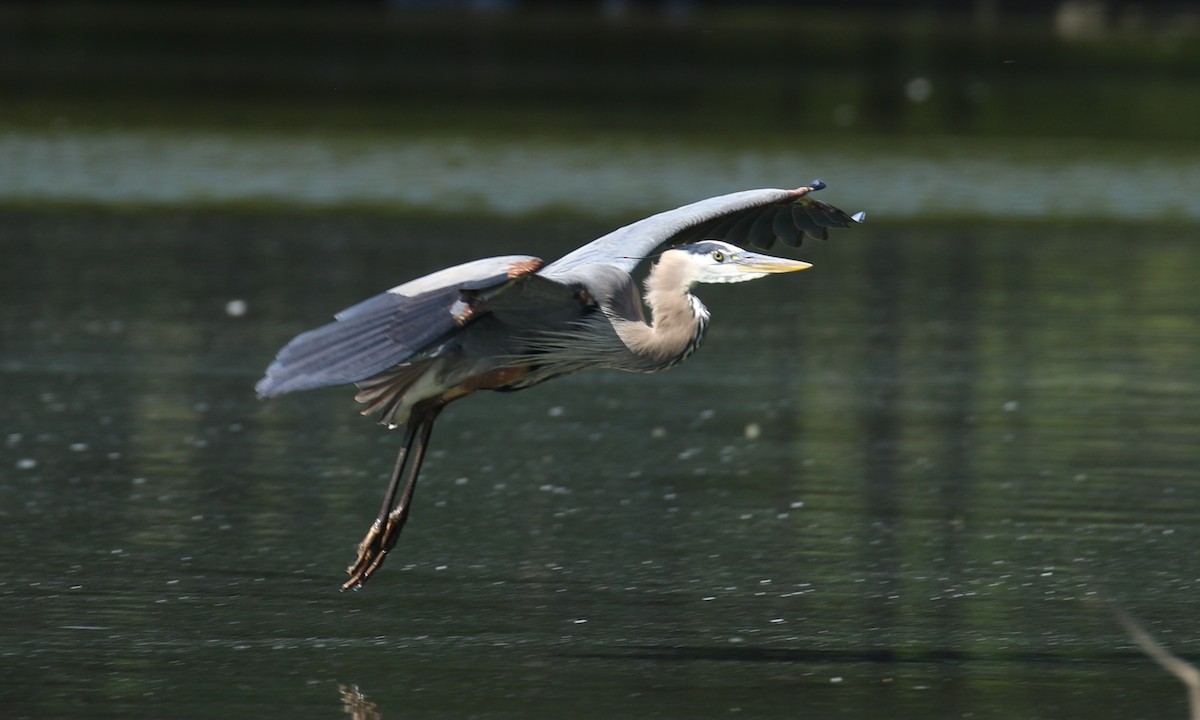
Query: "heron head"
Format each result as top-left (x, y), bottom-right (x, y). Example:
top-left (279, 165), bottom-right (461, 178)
top-left (670, 240), bottom-right (812, 285)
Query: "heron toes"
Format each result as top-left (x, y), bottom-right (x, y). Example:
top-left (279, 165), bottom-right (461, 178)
top-left (342, 521), bottom-right (387, 591)
top-left (342, 515), bottom-right (408, 590)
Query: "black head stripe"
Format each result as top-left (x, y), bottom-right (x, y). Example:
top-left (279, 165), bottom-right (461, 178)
top-left (682, 240), bottom-right (730, 255)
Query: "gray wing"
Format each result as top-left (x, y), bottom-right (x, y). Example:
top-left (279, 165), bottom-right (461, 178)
top-left (541, 181), bottom-right (864, 279)
top-left (256, 255), bottom-right (547, 398)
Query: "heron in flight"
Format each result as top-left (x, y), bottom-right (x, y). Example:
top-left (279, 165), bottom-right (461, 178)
top-left (257, 181), bottom-right (863, 590)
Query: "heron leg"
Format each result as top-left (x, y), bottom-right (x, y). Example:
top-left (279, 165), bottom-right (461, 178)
top-left (342, 404), bottom-right (442, 591)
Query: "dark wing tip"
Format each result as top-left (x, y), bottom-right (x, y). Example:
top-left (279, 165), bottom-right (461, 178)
top-left (801, 181), bottom-right (865, 224)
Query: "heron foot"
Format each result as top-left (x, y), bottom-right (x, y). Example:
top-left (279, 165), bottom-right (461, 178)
top-left (343, 520), bottom-right (385, 591)
top-left (341, 512), bottom-right (407, 591)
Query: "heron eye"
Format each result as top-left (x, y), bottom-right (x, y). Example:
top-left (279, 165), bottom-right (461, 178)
top-left (711, 251), bottom-right (725, 262)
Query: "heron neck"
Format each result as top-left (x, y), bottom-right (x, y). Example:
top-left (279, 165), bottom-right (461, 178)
top-left (616, 253), bottom-right (710, 372)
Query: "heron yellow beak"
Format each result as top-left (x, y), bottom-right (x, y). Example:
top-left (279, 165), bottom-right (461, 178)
top-left (736, 254), bottom-right (813, 274)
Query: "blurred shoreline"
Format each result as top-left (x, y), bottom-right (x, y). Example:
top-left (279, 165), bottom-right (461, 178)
top-left (3, 3), bottom-right (1198, 219)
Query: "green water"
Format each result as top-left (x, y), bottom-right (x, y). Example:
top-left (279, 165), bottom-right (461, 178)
top-left (2, 5), bottom-right (1200, 719)
top-left (2, 210), bottom-right (1198, 719)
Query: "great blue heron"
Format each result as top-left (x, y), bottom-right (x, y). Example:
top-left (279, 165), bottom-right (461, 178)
top-left (257, 181), bottom-right (863, 590)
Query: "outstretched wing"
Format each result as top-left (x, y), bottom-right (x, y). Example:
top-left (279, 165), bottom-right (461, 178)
top-left (255, 255), bottom-right (545, 398)
top-left (541, 181), bottom-right (863, 279)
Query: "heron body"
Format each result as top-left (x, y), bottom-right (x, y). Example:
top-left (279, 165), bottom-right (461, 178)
top-left (257, 182), bottom-right (863, 589)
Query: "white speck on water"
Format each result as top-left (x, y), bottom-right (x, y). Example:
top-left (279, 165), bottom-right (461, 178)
top-left (677, 447), bottom-right (700, 461)
top-left (1003, 400), bottom-right (1020, 412)
top-left (697, 408), bottom-right (715, 421)
top-left (573, 618), bottom-right (588, 624)
top-left (548, 406), bottom-right (565, 417)
top-left (702, 596), bottom-right (716, 601)
top-left (69, 442), bottom-right (88, 452)
top-left (743, 422), bottom-right (761, 441)
top-left (830, 676), bottom-right (844, 684)
top-left (435, 565), bottom-right (448, 571)
top-left (16, 458), bottom-right (37, 470)
top-left (727, 636), bottom-right (744, 644)
top-left (454, 477), bottom-right (469, 485)
top-left (132, 477), bottom-right (146, 485)
top-left (770, 618), bottom-right (786, 624)
top-left (906, 76), bottom-right (933, 103)
top-left (789, 501), bottom-right (804, 509)
top-left (6, 433), bottom-right (21, 447)
top-left (225, 299), bottom-right (247, 317)
top-left (651, 425), bottom-right (667, 439)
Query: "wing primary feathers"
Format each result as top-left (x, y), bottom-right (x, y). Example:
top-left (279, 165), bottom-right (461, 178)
top-left (790, 205), bottom-right (829, 241)
top-left (256, 254), bottom-right (546, 399)
top-left (745, 206), bottom-right (783, 249)
top-left (806, 201), bottom-right (854, 229)
top-left (772, 206), bottom-right (807, 247)
top-left (255, 287), bottom-right (462, 398)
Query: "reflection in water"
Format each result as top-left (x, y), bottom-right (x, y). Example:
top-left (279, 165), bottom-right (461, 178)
top-left (0, 210), bottom-right (1198, 719)
top-left (1115, 611), bottom-right (1200, 720)
top-left (339, 684), bottom-right (383, 720)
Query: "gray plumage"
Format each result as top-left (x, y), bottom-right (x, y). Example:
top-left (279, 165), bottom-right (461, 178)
top-left (256, 182), bottom-right (863, 590)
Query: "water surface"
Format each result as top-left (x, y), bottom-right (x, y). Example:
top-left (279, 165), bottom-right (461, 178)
top-left (1, 210), bottom-right (1197, 719)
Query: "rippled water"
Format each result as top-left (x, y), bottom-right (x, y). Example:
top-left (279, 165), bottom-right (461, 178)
top-left (1, 209), bottom-right (1197, 719)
